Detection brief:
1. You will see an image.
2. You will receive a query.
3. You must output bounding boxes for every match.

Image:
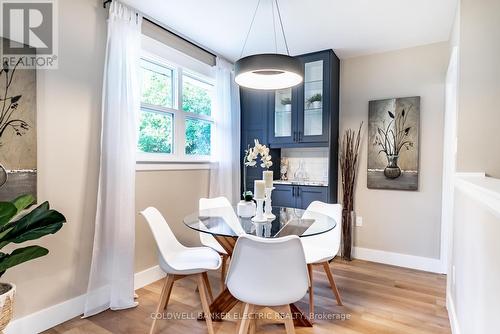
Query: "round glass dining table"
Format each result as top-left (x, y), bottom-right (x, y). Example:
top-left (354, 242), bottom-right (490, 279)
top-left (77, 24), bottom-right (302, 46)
top-left (183, 205), bottom-right (336, 239)
top-left (183, 205), bottom-right (337, 327)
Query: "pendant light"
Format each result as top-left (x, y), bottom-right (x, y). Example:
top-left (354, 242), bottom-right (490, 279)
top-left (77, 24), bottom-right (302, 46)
top-left (235, 0), bottom-right (303, 90)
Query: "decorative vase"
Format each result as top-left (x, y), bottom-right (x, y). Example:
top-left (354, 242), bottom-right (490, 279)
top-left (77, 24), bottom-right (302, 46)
top-left (384, 154), bottom-right (401, 179)
top-left (237, 200), bottom-right (256, 218)
top-left (0, 165), bottom-right (7, 187)
top-left (0, 283), bottom-right (15, 333)
top-left (341, 208), bottom-right (354, 261)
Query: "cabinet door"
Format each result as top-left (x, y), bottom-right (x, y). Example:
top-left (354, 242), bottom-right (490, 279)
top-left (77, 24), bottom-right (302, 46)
top-left (297, 52), bottom-right (330, 144)
top-left (272, 184), bottom-right (296, 208)
top-left (269, 87), bottom-right (297, 145)
top-left (240, 88), bottom-right (271, 194)
top-left (296, 186), bottom-right (328, 210)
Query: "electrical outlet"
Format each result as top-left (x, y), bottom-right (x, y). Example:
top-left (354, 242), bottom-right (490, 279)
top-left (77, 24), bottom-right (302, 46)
top-left (356, 216), bottom-right (363, 227)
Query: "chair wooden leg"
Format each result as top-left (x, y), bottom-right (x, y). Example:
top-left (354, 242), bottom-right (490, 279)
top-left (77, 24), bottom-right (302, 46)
top-left (150, 275), bottom-right (175, 334)
top-left (249, 317), bottom-right (257, 334)
top-left (202, 272), bottom-right (214, 303)
top-left (322, 261), bottom-right (343, 306)
top-left (307, 263), bottom-right (314, 322)
top-left (274, 305), bottom-right (296, 334)
top-left (221, 254), bottom-right (228, 291)
top-left (197, 274), bottom-right (215, 334)
top-left (238, 303), bottom-right (254, 334)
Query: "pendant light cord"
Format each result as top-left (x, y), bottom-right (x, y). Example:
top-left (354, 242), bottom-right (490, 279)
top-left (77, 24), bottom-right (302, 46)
top-left (240, 0), bottom-right (262, 58)
top-left (272, 1), bottom-right (277, 53)
top-left (240, 0), bottom-right (290, 58)
top-left (274, 0), bottom-right (290, 56)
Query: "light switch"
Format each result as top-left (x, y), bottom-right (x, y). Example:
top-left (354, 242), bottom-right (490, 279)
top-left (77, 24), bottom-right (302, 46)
top-left (356, 216), bottom-right (363, 227)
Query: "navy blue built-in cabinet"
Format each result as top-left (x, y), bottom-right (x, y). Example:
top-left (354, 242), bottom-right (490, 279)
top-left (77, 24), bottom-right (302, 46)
top-left (269, 50), bottom-right (338, 147)
top-left (240, 49), bottom-right (340, 206)
top-left (273, 184), bottom-right (328, 210)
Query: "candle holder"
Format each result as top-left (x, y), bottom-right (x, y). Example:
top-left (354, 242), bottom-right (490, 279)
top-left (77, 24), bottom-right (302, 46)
top-left (251, 198), bottom-right (266, 222)
top-left (264, 187), bottom-right (276, 219)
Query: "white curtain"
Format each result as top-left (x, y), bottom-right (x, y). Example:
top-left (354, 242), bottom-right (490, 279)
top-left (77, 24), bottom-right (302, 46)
top-left (84, 1), bottom-right (142, 317)
top-left (209, 58), bottom-right (241, 204)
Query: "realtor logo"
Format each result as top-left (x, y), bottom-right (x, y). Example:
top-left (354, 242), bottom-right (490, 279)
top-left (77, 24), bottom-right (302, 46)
top-left (1, 0), bottom-right (58, 69)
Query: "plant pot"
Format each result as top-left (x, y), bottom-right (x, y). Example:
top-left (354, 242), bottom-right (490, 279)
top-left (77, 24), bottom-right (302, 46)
top-left (283, 104), bottom-right (291, 111)
top-left (311, 101), bottom-right (322, 109)
top-left (384, 154), bottom-right (401, 179)
top-left (0, 283), bottom-right (15, 332)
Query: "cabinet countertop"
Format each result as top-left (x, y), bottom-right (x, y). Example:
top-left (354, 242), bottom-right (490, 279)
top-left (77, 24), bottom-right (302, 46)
top-left (273, 180), bottom-right (329, 187)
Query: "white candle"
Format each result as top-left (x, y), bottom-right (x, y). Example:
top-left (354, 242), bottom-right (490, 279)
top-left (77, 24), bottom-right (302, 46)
top-left (263, 170), bottom-right (273, 188)
top-left (254, 180), bottom-right (266, 199)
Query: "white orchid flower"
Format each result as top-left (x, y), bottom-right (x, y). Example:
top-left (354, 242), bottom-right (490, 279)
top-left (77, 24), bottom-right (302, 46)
top-left (245, 138), bottom-right (273, 170)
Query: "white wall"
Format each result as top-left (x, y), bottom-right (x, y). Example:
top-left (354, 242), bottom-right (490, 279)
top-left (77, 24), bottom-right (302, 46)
top-left (341, 42), bottom-right (449, 260)
top-left (3, 0), bottom-right (105, 319)
top-left (447, 1), bottom-right (500, 333)
top-left (450, 177), bottom-right (500, 333)
top-left (456, 0), bottom-right (500, 178)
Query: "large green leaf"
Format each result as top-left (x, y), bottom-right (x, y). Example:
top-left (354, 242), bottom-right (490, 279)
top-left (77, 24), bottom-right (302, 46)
top-left (0, 201), bottom-right (66, 249)
top-left (0, 246), bottom-right (48, 274)
top-left (8, 222), bottom-right (63, 245)
top-left (0, 202), bottom-right (17, 227)
top-left (12, 194), bottom-right (35, 213)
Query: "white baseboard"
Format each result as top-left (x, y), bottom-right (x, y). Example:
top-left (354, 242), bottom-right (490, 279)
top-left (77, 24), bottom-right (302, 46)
top-left (134, 265), bottom-right (166, 290)
top-left (353, 246), bottom-right (444, 274)
top-left (447, 293), bottom-right (461, 334)
top-left (5, 293), bottom-right (87, 334)
top-left (6, 265), bottom-right (166, 334)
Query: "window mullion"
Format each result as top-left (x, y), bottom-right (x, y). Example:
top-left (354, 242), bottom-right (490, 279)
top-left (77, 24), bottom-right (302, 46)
top-left (177, 67), bottom-right (185, 159)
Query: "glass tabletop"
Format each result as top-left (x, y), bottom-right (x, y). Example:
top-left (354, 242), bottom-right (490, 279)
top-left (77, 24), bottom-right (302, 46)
top-left (183, 206), bottom-right (336, 238)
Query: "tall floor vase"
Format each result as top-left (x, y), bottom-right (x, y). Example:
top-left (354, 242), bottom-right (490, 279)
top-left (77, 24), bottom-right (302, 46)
top-left (339, 123), bottom-right (362, 261)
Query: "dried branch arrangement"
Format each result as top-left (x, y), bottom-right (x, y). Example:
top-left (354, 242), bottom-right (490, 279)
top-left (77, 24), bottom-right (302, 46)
top-left (339, 122), bottom-right (363, 261)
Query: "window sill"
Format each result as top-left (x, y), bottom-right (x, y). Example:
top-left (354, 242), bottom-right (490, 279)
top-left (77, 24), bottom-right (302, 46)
top-left (136, 162), bottom-right (211, 171)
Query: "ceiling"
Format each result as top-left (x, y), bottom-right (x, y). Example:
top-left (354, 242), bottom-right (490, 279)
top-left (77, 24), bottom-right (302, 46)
top-left (123, 0), bottom-right (458, 61)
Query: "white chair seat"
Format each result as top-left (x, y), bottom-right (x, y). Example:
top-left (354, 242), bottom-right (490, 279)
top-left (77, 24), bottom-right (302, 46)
top-left (200, 233), bottom-right (227, 254)
top-left (304, 245), bottom-right (335, 264)
top-left (159, 246), bottom-right (221, 275)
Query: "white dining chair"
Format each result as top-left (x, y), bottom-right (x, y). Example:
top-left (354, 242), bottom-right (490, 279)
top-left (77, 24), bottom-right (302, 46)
top-left (301, 201), bottom-right (343, 319)
top-left (199, 196), bottom-right (246, 290)
top-left (140, 207), bottom-right (221, 334)
top-left (226, 234), bottom-right (309, 334)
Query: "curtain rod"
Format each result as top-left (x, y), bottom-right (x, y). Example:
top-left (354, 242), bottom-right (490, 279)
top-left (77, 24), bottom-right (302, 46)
top-left (102, 0), bottom-right (218, 60)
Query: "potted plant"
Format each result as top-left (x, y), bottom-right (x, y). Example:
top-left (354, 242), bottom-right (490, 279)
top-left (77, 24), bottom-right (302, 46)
top-left (280, 97), bottom-right (292, 111)
top-left (0, 194), bottom-right (66, 332)
top-left (307, 93), bottom-right (322, 109)
top-left (238, 139), bottom-right (273, 217)
top-left (373, 106), bottom-right (414, 179)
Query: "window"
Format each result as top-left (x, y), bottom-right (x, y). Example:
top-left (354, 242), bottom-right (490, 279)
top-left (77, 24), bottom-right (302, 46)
top-left (138, 57), bottom-right (215, 162)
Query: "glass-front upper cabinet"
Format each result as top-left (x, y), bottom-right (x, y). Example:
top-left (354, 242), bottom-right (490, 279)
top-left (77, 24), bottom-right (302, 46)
top-left (268, 50), bottom-right (334, 146)
top-left (303, 60), bottom-right (323, 137)
top-left (274, 88), bottom-right (292, 137)
top-left (270, 87), bottom-right (296, 144)
top-left (297, 52), bottom-right (330, 144)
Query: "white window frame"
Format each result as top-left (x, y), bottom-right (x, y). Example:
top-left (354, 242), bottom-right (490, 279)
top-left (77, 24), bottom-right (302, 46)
top-left (137, 51), bottom-right (215, 163)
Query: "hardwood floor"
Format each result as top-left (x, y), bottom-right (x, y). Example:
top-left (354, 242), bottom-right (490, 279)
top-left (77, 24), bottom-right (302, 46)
top-left (44, 259), bottom-right (451, 334)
